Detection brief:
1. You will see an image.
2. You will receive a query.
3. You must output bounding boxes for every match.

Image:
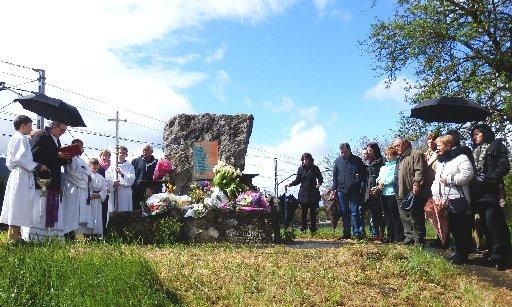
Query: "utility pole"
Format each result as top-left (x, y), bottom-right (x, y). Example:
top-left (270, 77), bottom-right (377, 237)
top-left (108, 111), bottom-right (127, 211)
top-left (36, 69), bottom-right (45, 129)
top-left (274, 157), bottom-right (278, 196)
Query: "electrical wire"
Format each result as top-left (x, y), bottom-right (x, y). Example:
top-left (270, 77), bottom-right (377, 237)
top-left (0, 70), bottom-right (33, 80)
top-left (0, 59), bottom-right (38, 71)
top-left (46, 82), bottom-right (166, 123)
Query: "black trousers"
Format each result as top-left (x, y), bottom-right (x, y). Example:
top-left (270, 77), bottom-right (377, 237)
top-left (381, 195), bottom-right (404, 242)
top-left (101, 196), bottom-right (109, 232)
top-left (474, 199), bottom-right (512, 258)
top-left (448, 211), bottom-right (473, 257)
top-left (300, 203), bottom-right (317, 232)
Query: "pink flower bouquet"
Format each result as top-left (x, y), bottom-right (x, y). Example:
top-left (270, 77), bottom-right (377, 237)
top-left (153, 159), bottom-right (175, 181)
top-left (235, 191), bottom-right (271, 212)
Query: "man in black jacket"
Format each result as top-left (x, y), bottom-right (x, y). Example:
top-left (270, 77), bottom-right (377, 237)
top-left (30, 121), bottom-right (72, 231)
top-left (131, 144), bottom-right (159, 211)
top-left (329, 143), bottom-right (366, 239)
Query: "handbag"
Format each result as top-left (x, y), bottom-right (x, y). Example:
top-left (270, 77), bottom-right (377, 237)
top-left (438, 178), bottom-right (471, 214)
top-left (399, 192), bottom-right (415, 211)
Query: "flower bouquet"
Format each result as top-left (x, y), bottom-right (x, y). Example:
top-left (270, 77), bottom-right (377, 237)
top-left (144, 193), bottom-right (174, 216)
top-left (184, 202), bottom-right (207, 218)
top-left (204, 187), bottom-right (230, 210)
top-left (188, 180), bottom-right (212, 204)
top-left (153, 159), bottom-right (175, 181)
top-left (212, 161), bottom-right (246, 199)
top-left (235, 191), bottom-right (271, 212)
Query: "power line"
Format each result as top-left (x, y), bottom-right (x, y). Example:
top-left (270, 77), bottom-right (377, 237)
top-left (46, 82), bottom-right (166, 123)
top-left (68, 127), bottom-right (163, 148)
top-left (10, 79), bottom-right (38, 87)
top-left (0, 59), bottom-right (38, 71)
top-left (0, 70), bottom-right (33, 80)
top-left (248, 146), bottom-right (298, 162)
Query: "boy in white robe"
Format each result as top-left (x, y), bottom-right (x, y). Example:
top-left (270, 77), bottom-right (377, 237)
top-left (106, 146), bottom-right (135, 223)
top-left (61, 139), bottom-right (91, 237)
top-left (0, 115), bottom-right (46, 242)
top-left (76, 158), bottom-right (108, 237)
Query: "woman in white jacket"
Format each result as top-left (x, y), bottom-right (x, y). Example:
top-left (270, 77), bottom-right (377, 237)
top-left (431, 135), bottom-right (474, 264)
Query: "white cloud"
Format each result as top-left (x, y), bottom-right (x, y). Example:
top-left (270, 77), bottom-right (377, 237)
top-left (167, 53), bottom-right (201, 65)
top-left (313, 0), bottom-right (331, 17)
top-left (0, 0), bottom-right (296, 157)
top-left (331, 9), bottom-right (351, 22)
top-left (204, 43), bottom-right (228, 64)
top-left (245, 120), bottom-right (329, 195)
top-left (312, 0), bottom-right (351, 21)
top-left (262, 96), bottom-right (318, 123)
top-left (363, 76), bottom-right (416, 104)
top-left (211, 70), bottom-right (230, 101)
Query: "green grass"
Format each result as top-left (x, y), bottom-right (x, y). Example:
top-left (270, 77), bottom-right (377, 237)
top-left (0, 241), bottom-right (177, 306)
top-left (147, 243), bottom-right (512, 306)
top-left (0, 233), bottom-right (511, 306)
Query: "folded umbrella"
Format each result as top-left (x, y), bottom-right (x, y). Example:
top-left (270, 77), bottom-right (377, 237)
top-left (14, 93), bottom-right (86, 127)
top-left (410, 96), bottom-right (490, 123)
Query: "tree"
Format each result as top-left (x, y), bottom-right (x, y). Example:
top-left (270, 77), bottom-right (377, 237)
top-left (363, 0), bottom-right (512, 142)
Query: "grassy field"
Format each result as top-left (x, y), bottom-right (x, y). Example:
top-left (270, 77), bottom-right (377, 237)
top-left (1, 235), bottom-right (511, 306)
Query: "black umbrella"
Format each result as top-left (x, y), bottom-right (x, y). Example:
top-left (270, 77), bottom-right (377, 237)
top-left (14, 93), bottom-right (86, 127)
top-left (410, 96), bottom-right (490, 123)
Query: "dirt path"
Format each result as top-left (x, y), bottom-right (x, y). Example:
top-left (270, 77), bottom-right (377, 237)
top-left (286, 239), bottom-right (512, 290)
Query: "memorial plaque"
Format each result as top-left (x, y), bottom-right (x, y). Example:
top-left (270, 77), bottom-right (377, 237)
top-left (192, 141), bottom-right (219, 179)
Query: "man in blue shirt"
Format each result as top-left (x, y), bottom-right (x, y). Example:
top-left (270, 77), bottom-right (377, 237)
top-left (329, 143), bottom-right (366, 239)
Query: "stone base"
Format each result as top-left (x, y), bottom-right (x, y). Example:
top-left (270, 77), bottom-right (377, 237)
top-left (185, 208), bottom-right (281, 244)
top-left (105, 208), bottom-right (184, 244)
top-left (105, 207), bottom-right (281, 244)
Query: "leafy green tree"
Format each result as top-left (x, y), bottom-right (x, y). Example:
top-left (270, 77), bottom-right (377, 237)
top-left (363, 0), bottom-right (512, 142)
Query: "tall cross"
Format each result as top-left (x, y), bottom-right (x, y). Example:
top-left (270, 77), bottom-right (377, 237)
top-left (108, 111), bottom-right (127, 211)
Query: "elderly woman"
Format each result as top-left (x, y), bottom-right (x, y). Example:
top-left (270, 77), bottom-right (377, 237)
top-left (432, 135), bottom-right (474, 264)
top-left (471, 123), bottom-right (511, 268)
top-left (285, 153), bottom-right (323, 234)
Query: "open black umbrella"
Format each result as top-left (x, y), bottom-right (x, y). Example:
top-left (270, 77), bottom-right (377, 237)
top-left (14, 93), bottom-right (86, 127)
top-left (410, 96), bottom-right (490, 123)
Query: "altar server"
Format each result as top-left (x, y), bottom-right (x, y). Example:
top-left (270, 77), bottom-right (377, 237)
top-left (0, 115), bottom-right (45, 242)
top-left (62, 139), bottom-right (91, 236)
top-left (106, 146), bottom-right (135, 222)
top-left (76, 158), bottom-right (108, 237)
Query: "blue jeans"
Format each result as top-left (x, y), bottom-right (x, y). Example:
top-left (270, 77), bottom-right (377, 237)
top-left (338, 191), bottom-right (363, 237)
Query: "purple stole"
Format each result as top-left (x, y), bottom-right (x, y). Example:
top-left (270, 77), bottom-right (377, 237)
top-left (45, 190), bottom-right (60, 228)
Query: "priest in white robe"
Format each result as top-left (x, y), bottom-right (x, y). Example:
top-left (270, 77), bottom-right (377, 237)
top-left (77, 158), bottom-right (108, 236)
top-left (106, 146), bottom-right (135, 223)
top-left (62, 139), bottom-right (91, 236)
top-left (0, 115), bottom-right (44, 242)
top-left (21, 121), bottom-right (72, 242)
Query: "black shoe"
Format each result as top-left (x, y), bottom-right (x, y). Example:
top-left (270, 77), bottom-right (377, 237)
top-left (449, 255), bottom-right (468, 265)
top-left (447, 253), bottom-right (457, 261)
top-left (428, 238), bottom-right (443, 248)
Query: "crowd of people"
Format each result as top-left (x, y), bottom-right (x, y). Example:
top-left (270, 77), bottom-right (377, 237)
top-left (285, 124), bottom-right (511, 268)
top-left (0, 115), bottom-right (161, 242)
top-left (2, 114), bottom-right (511, 268)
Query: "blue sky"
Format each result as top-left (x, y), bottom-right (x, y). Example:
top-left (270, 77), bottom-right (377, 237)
top-left (0, 0), bottom-right (413, 192)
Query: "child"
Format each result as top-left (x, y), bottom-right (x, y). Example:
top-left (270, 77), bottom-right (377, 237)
top-left (77, 158), bottom-right (108, 238)
top-left (61, 139), bottom-right (91, 237)
top-left (0, 115), bottom-right (45, 242)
